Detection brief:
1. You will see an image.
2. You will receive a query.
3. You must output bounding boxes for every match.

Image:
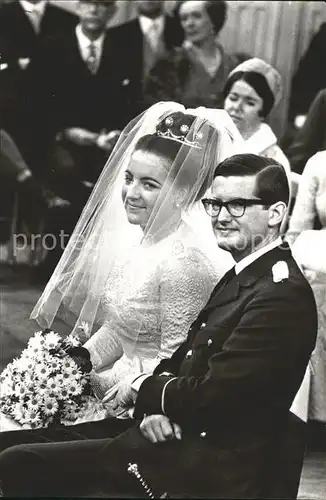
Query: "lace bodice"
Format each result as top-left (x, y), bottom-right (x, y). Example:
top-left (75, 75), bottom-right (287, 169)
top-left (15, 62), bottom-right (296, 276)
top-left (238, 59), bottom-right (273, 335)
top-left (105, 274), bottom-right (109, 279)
top-left (84, 222), bottom-right (229, 396)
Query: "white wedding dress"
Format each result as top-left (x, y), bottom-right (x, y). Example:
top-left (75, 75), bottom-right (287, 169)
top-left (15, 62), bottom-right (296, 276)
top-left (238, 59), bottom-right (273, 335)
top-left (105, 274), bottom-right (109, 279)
top-left (84, 220), bottom-right (232, 412)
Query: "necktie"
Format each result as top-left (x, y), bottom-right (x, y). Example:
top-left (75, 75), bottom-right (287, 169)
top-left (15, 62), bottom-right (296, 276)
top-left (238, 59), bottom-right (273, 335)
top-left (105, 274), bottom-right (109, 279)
top-left (27, 9), bottom-right (41, 34)
top-left (147, 21), bottom-right (160, 52)
top-left (86, 43), bottom-right (97, 74)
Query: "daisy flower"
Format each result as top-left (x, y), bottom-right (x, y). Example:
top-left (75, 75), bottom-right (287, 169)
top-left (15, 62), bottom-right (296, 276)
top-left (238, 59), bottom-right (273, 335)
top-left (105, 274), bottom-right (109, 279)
top-left (24, 409), bottom-right (41, 427)
top-left (64, 334), bottom-right (81, 348)
top-left (12, 402), bottom-right (26, 421)
top-left (46, 377), bottom-right (62, 395)
top-left (15, 383), bottom-right (28, 398)
top-left (0, 377), bottom-right (14, 396)
top-left (66, 380), bottom-right (83, 397)
top-left (0, 329), bottom-right (94, 427)
top-left (27, 331), bottom-right (44, 349)
top-left (43, 399), bottom-right (59, 416)
top-left (58, 386), bottom-right (71, 400)
top-left (69, 366), bottom-right (83, 381)
top-left (62, 358), bottom-right (78, 373)
top-left (35, 364), bottom-right (51, 380)
top-left (47, 356), bottom-right (62, 372)
top-left (44, 332), bottom-right (61, 350)
top-left (36, 380), bottom-right (50, 394)
top-left (18, 356), bottom-right (37, 372)
top-left (9, 357), bottom-right (23, 372)
top-left (26, 395), bottom-right (43, 410)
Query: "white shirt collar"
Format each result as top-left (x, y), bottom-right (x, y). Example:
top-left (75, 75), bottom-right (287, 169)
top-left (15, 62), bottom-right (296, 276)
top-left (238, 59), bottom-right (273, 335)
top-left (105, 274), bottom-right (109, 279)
top-left (138, 15), bottom-right (164, 37)
top-left (19, 0), bottom-right (47, 16)
top-left (235, 236), bottom-right (282, 275)
top-left (76, 24), bottom-right (105, 61)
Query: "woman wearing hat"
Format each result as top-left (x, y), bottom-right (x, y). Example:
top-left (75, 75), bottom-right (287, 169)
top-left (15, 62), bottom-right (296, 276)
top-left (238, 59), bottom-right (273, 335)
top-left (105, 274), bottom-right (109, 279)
top-left (223, 58), bottom-right (299, 201)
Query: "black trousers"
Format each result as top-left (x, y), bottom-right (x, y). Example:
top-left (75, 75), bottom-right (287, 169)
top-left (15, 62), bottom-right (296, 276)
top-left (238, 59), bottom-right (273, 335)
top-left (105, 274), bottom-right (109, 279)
top-left (0, 414), bottom-right (307, 498)
top-left (0, 417), bottom-right (139, 497)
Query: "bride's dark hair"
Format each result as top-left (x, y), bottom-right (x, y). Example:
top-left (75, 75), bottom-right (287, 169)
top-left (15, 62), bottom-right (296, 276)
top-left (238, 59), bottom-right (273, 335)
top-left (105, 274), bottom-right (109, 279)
top-left (133, 111), bottom-right (217, 201)
top-left (134, 111), bottom-right (196, 160)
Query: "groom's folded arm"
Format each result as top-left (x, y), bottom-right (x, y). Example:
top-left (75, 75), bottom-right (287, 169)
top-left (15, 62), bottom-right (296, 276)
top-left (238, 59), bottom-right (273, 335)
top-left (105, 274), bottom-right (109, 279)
top-left (134, 286), bottom-right (315, 426)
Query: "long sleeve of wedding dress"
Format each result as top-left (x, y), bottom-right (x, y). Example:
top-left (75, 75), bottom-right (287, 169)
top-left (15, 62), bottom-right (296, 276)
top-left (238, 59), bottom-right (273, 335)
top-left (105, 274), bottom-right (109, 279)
top-left (84, 324), bottom-right (123, 372)
top-left (80, 222), bottom-right (227, 404)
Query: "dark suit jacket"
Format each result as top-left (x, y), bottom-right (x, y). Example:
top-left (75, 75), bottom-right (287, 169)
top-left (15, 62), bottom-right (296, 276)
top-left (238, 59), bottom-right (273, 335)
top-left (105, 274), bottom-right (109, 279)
top-left (24, 28), bottom-right (144, 178)
top-left (130, 245), bottom-right (317, 498)
top-left (286, 89), bottom-right (326, 174)
top-left (0, 129), bottom-right (29, 179)
top-left (288, 23), bottom-right (326, 122)
top-left (0, 2), bottom-right (77, 158)
top-left (0, 1), bottom-right (77, 60)
top-left (107, 15), bottom-right (184, 114)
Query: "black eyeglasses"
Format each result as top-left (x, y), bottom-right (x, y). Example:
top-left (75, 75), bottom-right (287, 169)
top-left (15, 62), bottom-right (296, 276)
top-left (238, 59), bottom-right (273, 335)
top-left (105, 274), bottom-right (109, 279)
top-left (201, 198), bottom-right (268, 218)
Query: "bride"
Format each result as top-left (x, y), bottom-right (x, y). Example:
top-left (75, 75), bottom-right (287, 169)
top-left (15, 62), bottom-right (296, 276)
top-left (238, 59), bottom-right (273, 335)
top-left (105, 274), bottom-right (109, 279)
top-left (0, 102), bottom-right (243, 439)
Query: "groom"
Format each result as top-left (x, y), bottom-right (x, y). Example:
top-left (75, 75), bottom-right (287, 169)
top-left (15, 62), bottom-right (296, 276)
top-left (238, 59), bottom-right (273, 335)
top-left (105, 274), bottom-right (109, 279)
top-left (0, 154), bottom-right (317, 498)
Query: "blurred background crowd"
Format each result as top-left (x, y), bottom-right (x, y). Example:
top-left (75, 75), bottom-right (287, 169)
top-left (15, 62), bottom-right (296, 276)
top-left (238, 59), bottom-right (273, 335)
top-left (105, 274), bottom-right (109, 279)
top-left (0, 0), bottom-right (325, 454)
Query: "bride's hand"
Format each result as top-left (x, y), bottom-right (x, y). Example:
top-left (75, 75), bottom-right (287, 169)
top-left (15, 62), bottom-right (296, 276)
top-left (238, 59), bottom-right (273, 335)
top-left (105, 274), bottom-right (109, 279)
top-left (111, 379), bottom-right (137, 411)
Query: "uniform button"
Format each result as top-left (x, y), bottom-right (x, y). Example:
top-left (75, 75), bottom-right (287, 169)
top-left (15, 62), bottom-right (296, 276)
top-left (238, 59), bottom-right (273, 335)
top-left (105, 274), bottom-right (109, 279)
top-left (207, 338), bottom-right (212, 346)
top-left (185, 349), bottom-right (193, 359)
top-left (200, 431), bottom-right (207, 438)
top-left (201, 322), bottom-right (206, 328)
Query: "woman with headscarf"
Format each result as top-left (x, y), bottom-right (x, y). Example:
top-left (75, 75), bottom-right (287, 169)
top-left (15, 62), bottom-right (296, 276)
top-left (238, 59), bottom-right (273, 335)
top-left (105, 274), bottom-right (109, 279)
top-left (223, 57), bottom-right (300, 203)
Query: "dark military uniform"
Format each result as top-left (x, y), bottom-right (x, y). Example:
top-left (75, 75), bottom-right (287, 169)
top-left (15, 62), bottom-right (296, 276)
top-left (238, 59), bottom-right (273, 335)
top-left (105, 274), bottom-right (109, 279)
top-left (0, 245), bottom-right (317, 498)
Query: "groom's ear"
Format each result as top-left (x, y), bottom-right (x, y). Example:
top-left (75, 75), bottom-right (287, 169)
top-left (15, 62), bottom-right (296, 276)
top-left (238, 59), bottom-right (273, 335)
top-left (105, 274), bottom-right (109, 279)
top-left (268, 201), bottom-right (287, 228)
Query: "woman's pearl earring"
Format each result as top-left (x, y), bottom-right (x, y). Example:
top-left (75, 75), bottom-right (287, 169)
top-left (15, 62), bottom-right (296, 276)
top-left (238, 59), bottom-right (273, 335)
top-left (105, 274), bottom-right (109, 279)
top-left (175, 202), bottom-right (180, 208)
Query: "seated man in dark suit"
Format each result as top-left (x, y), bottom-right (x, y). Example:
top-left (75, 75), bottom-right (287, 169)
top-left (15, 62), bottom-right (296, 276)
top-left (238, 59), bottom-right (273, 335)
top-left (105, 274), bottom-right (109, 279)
top-left (27, 0), bottom-right (130, 194)
top-left (281, 22), bottom-right (326, 151)
top-left (285, 89), bottom-right (326, 175)
top-left (24, 0), bottom-right (145, 280)
top-left (287, 23), bottom-right (326, 130)
top-left (0, 155), bottom-right (317, 499)
top-left (0, 0), bottom-right (77, 164)
top-left (108, 0), bottom-right (184, 110)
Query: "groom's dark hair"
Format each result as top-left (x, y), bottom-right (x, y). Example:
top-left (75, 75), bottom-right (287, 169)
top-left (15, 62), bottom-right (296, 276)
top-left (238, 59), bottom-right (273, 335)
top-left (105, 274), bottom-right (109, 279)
top-left (214, 154), bottom-right (290, 205)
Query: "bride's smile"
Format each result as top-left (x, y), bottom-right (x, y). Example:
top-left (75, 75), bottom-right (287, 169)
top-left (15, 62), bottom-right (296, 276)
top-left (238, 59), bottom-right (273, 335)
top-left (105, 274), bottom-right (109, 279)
top-left (122, 149), bottom-right (176, 230)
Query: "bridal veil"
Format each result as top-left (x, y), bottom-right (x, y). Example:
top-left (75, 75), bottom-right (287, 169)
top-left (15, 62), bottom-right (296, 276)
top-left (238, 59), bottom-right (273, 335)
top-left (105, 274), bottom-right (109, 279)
top-left (30, 102), bottom-right (243, 344)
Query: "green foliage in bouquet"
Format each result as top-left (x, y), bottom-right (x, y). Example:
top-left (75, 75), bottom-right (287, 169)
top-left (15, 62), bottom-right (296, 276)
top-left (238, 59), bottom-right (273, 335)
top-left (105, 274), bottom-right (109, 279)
top-left (0, 329), bottom-right (105, 428)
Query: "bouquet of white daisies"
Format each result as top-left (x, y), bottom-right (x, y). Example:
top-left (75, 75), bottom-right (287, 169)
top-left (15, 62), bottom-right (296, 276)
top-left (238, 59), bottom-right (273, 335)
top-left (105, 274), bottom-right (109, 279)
top-left (0, 329), bottom-right (105, 429)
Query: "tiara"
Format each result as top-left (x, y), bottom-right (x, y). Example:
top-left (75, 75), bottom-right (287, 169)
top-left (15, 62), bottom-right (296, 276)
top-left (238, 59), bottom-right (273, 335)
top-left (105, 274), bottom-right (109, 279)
top-left (156, 117), bottom-right (204, 149)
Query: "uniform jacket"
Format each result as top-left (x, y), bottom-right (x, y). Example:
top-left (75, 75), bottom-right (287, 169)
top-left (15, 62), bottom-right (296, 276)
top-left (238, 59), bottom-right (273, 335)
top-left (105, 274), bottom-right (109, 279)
top-left (130, 244), bottom-right (317, 498)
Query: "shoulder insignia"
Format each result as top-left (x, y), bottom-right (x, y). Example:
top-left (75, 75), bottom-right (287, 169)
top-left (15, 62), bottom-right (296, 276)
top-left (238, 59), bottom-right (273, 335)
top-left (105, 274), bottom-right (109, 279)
top-left (272, 260), bottom-right (289, 283)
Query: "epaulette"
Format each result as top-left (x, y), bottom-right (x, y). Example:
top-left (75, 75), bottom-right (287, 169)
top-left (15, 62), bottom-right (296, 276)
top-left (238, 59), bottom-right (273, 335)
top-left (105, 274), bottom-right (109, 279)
top-left (272, 260), bottom-right (289, 283)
